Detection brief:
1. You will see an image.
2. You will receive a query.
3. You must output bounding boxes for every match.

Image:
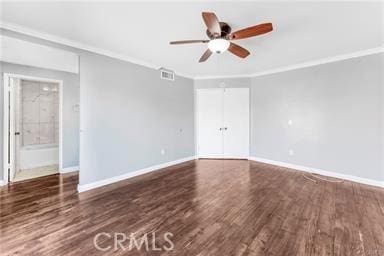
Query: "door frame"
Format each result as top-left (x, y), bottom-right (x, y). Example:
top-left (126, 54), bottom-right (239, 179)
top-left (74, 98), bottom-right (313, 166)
top-left (195, 87), bottom-right (250, 159)
top-left (2, 73), bottom-right (64, 184)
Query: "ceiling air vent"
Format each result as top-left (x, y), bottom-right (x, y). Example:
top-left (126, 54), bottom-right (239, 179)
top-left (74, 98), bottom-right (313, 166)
top-left (159, 68), bottom-right (175, 81)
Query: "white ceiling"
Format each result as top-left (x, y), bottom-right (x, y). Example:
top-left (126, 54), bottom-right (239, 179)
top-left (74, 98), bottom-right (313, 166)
top-left (1, 1), bottom-right (383, 78)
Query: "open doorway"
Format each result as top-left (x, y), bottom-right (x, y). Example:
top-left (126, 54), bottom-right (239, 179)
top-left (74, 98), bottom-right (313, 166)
top-left (3, 74), bottom-right (63, 183)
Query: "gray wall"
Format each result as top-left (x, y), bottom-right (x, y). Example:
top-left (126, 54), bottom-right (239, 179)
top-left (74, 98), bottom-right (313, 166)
top-left (1, 29), bottom-right (195, 187)
top-left (79, 52), bottom-right (195, 186)
top-left (251, 53), bottom-right (384, 181)
top-left (193, 54), bottom-right (383, 182)
top-left (382, 57), bottom-right (384, 180)
top-left (3, 28), bottom-right (382, 185)
top-left (0, 62), bottom-right (80, 181)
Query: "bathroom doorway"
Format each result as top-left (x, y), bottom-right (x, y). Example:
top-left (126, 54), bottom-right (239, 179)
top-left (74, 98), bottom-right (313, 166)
top-left (3, 74), bottom-right (63, 183)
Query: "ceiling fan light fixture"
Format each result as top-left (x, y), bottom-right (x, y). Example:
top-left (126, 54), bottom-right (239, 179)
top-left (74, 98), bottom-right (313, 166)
top-left (208, 39), bottom-right (230, 54)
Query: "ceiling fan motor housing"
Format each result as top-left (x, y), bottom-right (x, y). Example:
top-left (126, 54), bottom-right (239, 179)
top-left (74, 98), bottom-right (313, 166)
top-left (206, 22), bottom-right (231, 39)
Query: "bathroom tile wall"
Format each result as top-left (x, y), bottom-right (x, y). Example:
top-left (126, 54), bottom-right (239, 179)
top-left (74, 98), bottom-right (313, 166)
top-left (21, 80), bottom-right (59, 146)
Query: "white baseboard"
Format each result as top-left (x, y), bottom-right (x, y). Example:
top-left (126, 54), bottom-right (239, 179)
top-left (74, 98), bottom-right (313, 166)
top-left (0, 180), bottom-right (5, 186)
top-left (248, 156), bottom-right (384, 188)
top-left (77, 156), bottom-right (196, 193)
top-left (197, 155), bottom-right (249, 159)
top-left (60, 165), bottom-right (79, 173)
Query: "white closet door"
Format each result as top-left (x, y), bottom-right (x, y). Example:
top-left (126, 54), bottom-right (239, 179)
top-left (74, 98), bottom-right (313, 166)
top-left (197, 89), bottom-right (223, 158)
top-left (223, 88), bottom-right (249, 158)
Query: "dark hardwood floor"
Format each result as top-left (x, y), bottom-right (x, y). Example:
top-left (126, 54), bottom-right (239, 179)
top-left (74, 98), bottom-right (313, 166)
top-left (1, 159), bottom-right (383, 255)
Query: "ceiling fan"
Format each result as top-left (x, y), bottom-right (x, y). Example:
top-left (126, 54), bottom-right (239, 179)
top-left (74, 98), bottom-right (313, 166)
top-left (170, 12), bottom-right (273, 62)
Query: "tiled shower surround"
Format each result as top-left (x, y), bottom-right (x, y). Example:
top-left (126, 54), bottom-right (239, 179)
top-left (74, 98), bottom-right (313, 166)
top-left (21, 80), bottom-right (59, 146)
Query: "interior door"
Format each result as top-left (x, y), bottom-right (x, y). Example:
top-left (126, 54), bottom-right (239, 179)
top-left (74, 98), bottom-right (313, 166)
top-left (223, 88), bottom-right (249, 158)
top-left (197, 89), bottom-right (223, 158)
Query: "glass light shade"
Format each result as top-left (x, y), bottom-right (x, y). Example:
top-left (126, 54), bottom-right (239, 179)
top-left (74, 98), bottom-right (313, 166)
top-left (208, 39), bottom-right (230, 53)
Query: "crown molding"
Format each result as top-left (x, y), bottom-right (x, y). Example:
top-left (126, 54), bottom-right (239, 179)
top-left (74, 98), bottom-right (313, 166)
top-left (0, 21), bottom-right (194, 79)
top-left (1, 21), bottom-right (383, 80)
top-left (194, 45), bottom-right (384, 80)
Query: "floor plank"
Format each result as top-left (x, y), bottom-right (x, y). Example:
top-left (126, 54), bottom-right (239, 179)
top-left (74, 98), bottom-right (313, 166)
top-left (1, 159), bottom-right (383, 255)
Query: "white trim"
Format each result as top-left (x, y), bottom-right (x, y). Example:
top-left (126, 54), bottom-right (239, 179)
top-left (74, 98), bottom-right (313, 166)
top-left (0, 180), bottom-right (5, 186)
top-left (2, 73), bottom-right (63, 185)
top-left (2, 21), bottom-right (383, 80)
top-left (9, 78), bottom-right (16, 181)
top-left (77, 156), bottom-right (196, 193)
top-left (60, 165), bottom-right (79, 173)
top-left (197, 156), bottom-right (249, 160)
top-left (3, 75), bottom-right (10, 184)
top-left (194, 46), bottom-right (384, 80)
top-left (0, 21), bottom-right (193, 79)
top-left (248, 156), bottom-right (384, 188)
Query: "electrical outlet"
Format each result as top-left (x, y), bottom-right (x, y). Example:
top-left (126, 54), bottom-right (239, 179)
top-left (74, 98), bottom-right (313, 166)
top-left (289, 149), bottom-right (294, 156)
top-left (161, 149), bottom-right (166, 155)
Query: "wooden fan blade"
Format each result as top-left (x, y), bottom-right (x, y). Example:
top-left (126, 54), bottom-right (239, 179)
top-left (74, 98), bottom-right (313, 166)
top-left (170, 40), bottom-right (209, 45)
top-left (230, 23), bottom-right (273, 40)
top-left (199, 49), bottom-right (212, 62)
top-left (202, 12), bottom-right (221, 36)
top-left (228, 43), bottom-right (250, 58)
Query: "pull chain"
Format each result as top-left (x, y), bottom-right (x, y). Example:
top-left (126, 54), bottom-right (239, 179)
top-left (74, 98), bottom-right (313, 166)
top-left (217, 54), bottom-right (226, 89)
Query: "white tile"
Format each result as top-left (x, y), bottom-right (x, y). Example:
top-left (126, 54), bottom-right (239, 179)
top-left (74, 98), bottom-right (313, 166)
top-left (22, 101), bottom-right (39, 123)
top-left (20, 81), bottom-right (59, 147)
top-left (53, 103), bottom-right (60, 123)
top-left (54, 126), bottom-right (60, 144)
top-left (39, 83), bottom-right (54, 102)
top-left (21, 81), bottom-right (40, 102)
top-left (40, 83), bottom-right (59, 102)
top-left (22, 123), bottom-right (39, 145)
top-left (40, 101), bottom-right (54, 123)
top-left (39, 123), bottom-right (54, 144)
top-left (53, 86), bottom-right (60, 102)
top-left (14, 165), bottom-right (59, 182)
